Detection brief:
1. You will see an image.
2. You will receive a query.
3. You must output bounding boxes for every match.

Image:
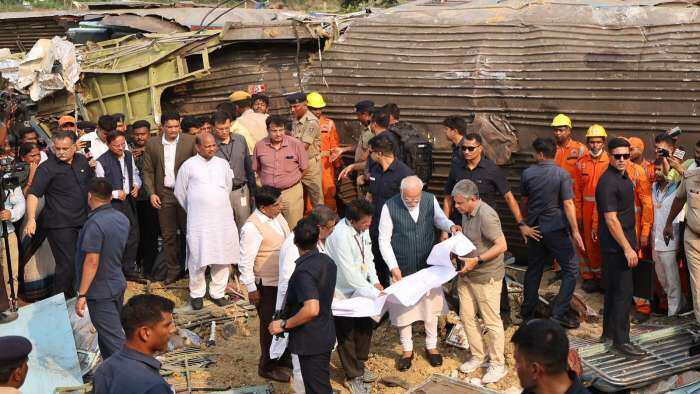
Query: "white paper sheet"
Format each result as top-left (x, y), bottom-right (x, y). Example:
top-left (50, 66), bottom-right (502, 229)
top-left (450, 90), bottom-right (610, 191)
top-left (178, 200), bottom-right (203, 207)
top-left (383, 265), bottom-right (458, 306)
top-left (426, 233), bottom-right (476, 267)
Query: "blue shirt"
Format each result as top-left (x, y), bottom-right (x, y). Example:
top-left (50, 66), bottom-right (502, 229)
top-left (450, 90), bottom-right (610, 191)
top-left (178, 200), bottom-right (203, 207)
top-left (521, 160), bottom-right (573, 233)
top-left (92, 347), bottom-right (173, 394)
top-left (75, 204), bottom-right (129, 300)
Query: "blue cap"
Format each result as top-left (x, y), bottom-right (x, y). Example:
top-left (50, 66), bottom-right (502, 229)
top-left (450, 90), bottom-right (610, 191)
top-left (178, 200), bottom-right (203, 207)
top-left (355, 100), bottom-right (374, 113)
top-left (0, 336), bottom-right (32, 367)
top-left (285, 92), bottom-right (307, 104)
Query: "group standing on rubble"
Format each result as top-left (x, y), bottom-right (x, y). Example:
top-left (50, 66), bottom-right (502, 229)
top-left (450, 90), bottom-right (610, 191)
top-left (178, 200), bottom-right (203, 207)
top-left (1, 87), bottom-right (699, 394)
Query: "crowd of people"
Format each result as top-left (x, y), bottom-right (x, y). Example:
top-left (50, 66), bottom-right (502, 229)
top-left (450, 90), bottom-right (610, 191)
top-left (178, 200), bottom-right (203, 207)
top-left (0, 88), bottom-right (698, 394)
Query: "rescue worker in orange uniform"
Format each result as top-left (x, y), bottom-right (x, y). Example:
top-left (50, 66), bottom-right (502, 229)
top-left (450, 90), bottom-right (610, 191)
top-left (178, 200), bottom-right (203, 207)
top-left (572, 125), bottom-right (609, 292)
top-left (306, 92), bottom-right (342, 211)
top-left (552, 114), bottom-right (587, 181)
top-left (629, 137), bottom-right (655, 185)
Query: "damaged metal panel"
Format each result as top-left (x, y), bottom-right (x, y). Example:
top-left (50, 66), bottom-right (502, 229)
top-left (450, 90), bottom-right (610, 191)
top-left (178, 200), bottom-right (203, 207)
top-left (168, 41), bottom-right (315, 116)
top-left (78, 31), bottom-right (222, 127)
top-left (0, 16), bottom-right (78, 53)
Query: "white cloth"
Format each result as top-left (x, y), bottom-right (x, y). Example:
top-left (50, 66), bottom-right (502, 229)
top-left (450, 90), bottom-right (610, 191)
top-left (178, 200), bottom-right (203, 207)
top-left (239, 209), bottom-right (287, 292)
top-left (653, 181), bottom-right (682, 251)
top-left (325, 218), bottom-right (380, 299)
top-left (174, 155), bottom-right (239, 271)
top-left (291, 354), bottom-right (305, 394)
top-left (399, 314), bottom-right (438, 352)
top-left (162, 134), bottom-right (179, 188)
top-left (94, 154), bottom-right (142, 199)
top-left (79, 131), bottom-right (108, 159)
top-left (653, 248), bottom-right (683, 316)
top-left (275, 233), bottom-right (328, 310)
top-left (378, 196), bottom-right (454, 271)
top-left (189, 264), bottom-right (230, 299)
top-left (39, 150), bottom-right (48, 164)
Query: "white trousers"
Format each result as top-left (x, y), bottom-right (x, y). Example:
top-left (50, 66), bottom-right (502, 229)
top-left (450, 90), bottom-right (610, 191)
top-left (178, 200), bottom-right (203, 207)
top-left (188, 264), bottom-right (230, 299)
top-left (292, 354), bottom-right (305, 393)
top-left (398, 315), bottom-right (439, 352)
top-left (653, 249), bottom-right (683, 316)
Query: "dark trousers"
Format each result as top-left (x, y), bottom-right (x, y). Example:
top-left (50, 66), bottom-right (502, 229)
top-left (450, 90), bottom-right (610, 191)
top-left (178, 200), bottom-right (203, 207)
top-left (299, 351), bottom-right (332, 394)
top-left (334, 316), bottom-right (374, 379)
top-left (158, 188), bottom-right (187, 280)
top-left (521, 228), bottom-right (577, 319)
top-left (370, 233), bottom-right (390, 288)
top-left (46, 226), bottom-right (80, 297)
top-left (136, 199), bottom-right (159, 276)
top-left (112, 198), bottom-right (139, 274)
top-left (256, 284), bottom-right (280, 373)
top-left (0, 265), bottom-right (8, 312)
top-left (88, 292), bottom-right (126, 359)
top-left (603, 252), bottom-right (633, 345)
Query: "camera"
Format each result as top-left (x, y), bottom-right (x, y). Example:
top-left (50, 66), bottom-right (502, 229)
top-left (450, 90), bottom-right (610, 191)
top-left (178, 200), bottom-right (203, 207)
top-left (658, 148), bottom-right (670, 158)
top-left (666, 127), bottom-right (682, 138)
top-left (0, 157), bottom-right (28, 191)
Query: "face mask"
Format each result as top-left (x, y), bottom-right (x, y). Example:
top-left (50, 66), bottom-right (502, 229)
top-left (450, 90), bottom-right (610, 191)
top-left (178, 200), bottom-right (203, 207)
top-left (590, 149), bottom-right (603, 158)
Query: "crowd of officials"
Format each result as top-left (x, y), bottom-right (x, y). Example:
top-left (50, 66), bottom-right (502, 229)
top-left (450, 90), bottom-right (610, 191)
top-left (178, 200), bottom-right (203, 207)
top-left (0, 89), bottom-right (698, 394)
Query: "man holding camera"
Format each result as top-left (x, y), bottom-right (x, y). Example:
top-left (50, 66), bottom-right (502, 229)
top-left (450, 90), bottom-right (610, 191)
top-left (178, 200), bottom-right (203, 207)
top-left (25, 131), bottom-right (94, 297)
top-left (0, 177), bottom-right (25, 313)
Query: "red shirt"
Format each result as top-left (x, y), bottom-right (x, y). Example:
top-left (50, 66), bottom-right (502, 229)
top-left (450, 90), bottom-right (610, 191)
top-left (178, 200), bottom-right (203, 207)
top-left (252, 135), bottom-right (309, 189)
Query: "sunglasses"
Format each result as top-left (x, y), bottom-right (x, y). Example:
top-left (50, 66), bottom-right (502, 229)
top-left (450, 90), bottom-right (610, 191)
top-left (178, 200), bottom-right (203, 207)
top-left (461, 145), bottom-right (480, 152)
top-left (613, 153), bottom-right (630, 160)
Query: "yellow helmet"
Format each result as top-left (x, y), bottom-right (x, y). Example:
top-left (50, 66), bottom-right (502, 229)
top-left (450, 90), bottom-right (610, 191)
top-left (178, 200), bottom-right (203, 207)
top-left (306, 91), bottom-right (326, 109)
top-left (585, 124), bottom-right (608, 138)
top-left (551, 114), bottom-right (572, 129)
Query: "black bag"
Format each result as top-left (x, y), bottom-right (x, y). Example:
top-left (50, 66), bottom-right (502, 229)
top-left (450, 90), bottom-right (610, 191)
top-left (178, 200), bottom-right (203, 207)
top-left (389, 121), bottom-right (433, 184)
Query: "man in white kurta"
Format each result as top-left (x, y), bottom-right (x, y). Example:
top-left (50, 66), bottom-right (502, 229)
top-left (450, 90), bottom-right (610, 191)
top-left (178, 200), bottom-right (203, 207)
top-left (175, 132), bottom-right (239, 310)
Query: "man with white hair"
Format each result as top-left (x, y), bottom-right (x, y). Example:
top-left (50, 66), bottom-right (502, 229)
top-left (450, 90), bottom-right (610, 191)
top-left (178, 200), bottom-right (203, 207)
top-left (378, 175), bottom-right (461, 371)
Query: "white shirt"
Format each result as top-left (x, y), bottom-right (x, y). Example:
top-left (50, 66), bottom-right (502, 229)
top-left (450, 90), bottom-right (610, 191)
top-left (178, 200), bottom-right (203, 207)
top-left (378, 196), bottom-right (454, 271)
top-left (162, 134), bottom-right (179, 188)
top-left (239, 209), bottom-right (287, 292)
top-left (79, 131), bottom-right (130, 160)
top-left (653, 182), bottom-right (682, 251)
top-left (94, 154), bottom-right (142, 199)
top-left (326, 218), bottom-right (380, 299)
top-left (275, 233), bottom-right (328, 310)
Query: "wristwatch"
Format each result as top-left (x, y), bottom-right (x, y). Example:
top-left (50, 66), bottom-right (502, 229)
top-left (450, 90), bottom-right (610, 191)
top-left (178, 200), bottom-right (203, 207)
top-left (477, 256), bottom-right (485, 266)
top-left (280, 320), bottom-right (287, 331)
top-left (517, 220), bottom-right (527, 227)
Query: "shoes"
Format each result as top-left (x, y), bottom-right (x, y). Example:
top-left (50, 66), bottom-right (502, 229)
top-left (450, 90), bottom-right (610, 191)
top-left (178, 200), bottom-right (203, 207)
top-left (458, 357), bottom-right (487, 374)
top-left (613, 343), bottom-right (648, 358)
top-left (191, 297), bottom-right (204, 310)
top-left (345, 377), bottom-right (369, 394)
top-left (259, 368), bottom-right (291, 383)
top-left (598, 335), bottom-right (612, 347)
top-left (362, 368), bottom-right (377, 383)
top-left (482, 365), bottom-right (507, 384)
top-left (425, 350), bottom-right (443, 367)
top-left (211, 297), bottom-right (231, 307)
top-left (631, 311), bottom-right (650, 324)
top-left (0, 311), bottom-right (18, 325)
top-left (581, 279), bottom-right (600, 293)
top-left (551, 315), bottom-right (580, 330)
top-left (397, 353), bottom-right (413, 371)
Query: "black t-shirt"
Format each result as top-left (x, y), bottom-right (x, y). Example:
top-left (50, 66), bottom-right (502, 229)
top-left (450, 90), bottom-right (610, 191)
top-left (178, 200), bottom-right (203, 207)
top-left (444, 155), bottom-right (510, 209)
top-left (28, 152), bottom-right (94, 229)
top-left (595, 165), bottom-right (637, 253)
top-left (286, 249), bottom-right (337, 356)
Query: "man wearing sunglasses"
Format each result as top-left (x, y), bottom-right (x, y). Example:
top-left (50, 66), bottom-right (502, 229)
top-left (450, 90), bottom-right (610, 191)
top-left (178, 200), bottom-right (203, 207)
top-left (596, 137), bottom-right (647, 358)
top-left (444, 132), bottom-right (537, 325)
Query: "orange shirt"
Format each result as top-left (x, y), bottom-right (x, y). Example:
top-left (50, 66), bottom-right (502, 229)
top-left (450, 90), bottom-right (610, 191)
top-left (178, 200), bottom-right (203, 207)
top-left (555, 139), bottom-right (588, 179)
top-left (627, 162), bottom-right (653, 240)
top-left (319, 115), bottom-right (340, 168)
top-left (573, 151), bottom-right (609, 226)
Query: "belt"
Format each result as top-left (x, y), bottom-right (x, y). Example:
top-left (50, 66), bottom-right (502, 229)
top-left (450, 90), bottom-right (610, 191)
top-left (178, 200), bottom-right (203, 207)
top-left (232, 183), bottom-right (246, 191)
top-left (583, 196), bottom-right (596, 202)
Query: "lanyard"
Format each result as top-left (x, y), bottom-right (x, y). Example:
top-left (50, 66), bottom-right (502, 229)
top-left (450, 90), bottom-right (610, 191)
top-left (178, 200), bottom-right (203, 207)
top-left (352, 231), bottom-right (368, 274)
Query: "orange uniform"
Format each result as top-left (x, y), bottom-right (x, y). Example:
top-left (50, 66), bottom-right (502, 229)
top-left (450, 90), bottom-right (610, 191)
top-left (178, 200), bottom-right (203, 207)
top-left (319, 115), bottom-right (341, 210)
top-left (573, 151), bottom-right (609, 280)
top-left (628, 162), bottom-right (654, 314)
top-left (555, 139), bottom-right (588, 181)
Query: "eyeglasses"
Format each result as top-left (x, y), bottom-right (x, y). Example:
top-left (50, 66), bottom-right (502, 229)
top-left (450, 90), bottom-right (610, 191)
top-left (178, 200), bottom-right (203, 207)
top-left (461, 145), bottom-right (480, 152)
top-left (613, 153), bottom-right (630, 160)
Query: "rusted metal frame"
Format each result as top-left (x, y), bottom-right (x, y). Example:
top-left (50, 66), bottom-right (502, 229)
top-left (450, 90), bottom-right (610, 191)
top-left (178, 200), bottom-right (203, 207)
top-left (314, 55), bottom-right (700, 66)
top-left (351, 23), bottom-right (700, 35)
top-left (306, 62), bottom-right (700, 73)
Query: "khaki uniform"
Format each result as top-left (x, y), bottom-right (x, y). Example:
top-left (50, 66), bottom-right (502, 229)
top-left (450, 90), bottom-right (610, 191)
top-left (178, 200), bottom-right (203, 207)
top-left (293, 111), bottom-right (323, 206)
top-left (679, 168), bottom-right (700, 323)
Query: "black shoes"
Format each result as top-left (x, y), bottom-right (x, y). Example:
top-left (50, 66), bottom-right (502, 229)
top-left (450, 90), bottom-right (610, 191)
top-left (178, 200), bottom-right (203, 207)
top-left (631, 311), bottom-right (650, 324)
top-left (551, 315), bottom-right (580, 330)
top-left (259, 368), bottom-right (291, 383)
top-left (426, 350), bottom-right (443, 367)
top-left (397, 353), bottom-right (413, 371)
top-left (613, 342), bottom-right (648, 358)
top-left (191, 297), bottom-right (204, 310)
top-left (211, 297), bottom-right (231, 307)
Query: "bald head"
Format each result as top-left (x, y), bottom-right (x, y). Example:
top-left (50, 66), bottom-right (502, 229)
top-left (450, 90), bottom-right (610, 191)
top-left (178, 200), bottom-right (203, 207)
top-left (400, 175), bottom-right (423, 209)
top-left (196, 132), bottom-right (218, 160)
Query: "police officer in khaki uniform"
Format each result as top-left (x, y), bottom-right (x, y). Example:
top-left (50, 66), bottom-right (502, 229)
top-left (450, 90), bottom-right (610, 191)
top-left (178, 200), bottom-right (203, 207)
top-left (287, 92), bottom-right (324, 207)
top-left (664, 158), bottom-right (700, 324)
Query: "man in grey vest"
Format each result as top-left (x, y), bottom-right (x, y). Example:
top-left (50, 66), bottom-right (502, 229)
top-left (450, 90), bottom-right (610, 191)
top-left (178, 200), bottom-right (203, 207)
top-left (378, 175), bottom-right (461, 371)
top-left (95, 131), bottom-right (142, 282)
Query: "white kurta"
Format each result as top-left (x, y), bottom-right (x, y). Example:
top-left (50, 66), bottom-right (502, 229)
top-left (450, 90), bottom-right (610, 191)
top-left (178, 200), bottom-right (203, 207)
top-left (175, 155), bottom-right (239, 271)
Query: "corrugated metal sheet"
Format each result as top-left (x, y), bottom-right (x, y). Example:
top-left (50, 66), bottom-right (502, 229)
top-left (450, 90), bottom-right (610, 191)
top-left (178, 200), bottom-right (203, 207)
top-left (304, 0), bottom-right (700, 259)
top-left (0, 16), bottom-right (77, 53)
top-left (167, 41), bottom-right (315, 116)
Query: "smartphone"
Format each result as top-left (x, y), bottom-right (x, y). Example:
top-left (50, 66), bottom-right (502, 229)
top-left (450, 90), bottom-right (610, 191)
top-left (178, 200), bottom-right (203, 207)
top-left (83, 140), bottom-right (92, 149)
top-left (658, 148), bottom-right (670, 158)
top-left (667, 126), bottom-right (682, 138)
top-left (673, 149), bottom-right (686, 161)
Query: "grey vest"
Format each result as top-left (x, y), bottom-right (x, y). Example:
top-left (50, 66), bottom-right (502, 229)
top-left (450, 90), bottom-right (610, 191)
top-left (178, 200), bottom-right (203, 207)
top-left (386, 192), bottom-right (436, 276)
